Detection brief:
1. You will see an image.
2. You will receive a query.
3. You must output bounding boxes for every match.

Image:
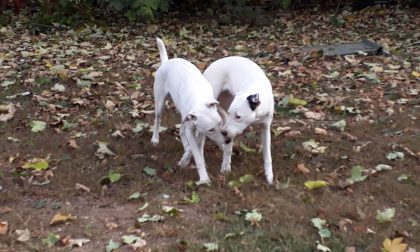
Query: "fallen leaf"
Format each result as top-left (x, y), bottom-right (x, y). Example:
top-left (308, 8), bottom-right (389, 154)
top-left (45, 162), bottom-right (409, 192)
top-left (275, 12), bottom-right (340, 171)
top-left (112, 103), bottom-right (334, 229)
top-left (68, 139), bottom-right (80, 149)
top-left (100, 170), bottom-right (122, 184)
top-left (376, 208), bottom-right (395, 223)
top-left (129, 192), bottom-right (141, 200)
top-left (75, 183), bottom-right (90, 193)
top-left (304, 180), bottom-right (329, 189)
top-left (143, 166), bottom-right (156, 176)
top-left (323, 71), bottom-right (340, 79)
top-left (106, 240), bottom-right (120, 252)
top-left (288, 96), bottom-right (308, 106)
top-left (67, 238), bottom-right (90, 247)
top-left (245, 209), bottom-right (262, 226)
top-left (302, 139), bottom-right (327, 154)
top-left (349, 165), bottom-right (367, 182)
top-left (382, 237), bottom-right (408, 252)
top-left (304, 111), bottom-right (323, 120)
top-left (21, 159), bottom-right (49, 171)
top-left (50, 213), bottom-right (76, 225)
top-left (95, 141), bottom-right (116, 159)
top-left (317, 243), bottom-right (332, 252)
top-left (203, 242), bottom-right (219, 251)
top-left (42, 233), bottom-right (59, 247)
top-left (375, 164), bottom-right (393, 172)
top-left (137, 202), bottom-right (150, 211)
top-left (239, 174), bottom-right (255, 184)
top-left (386, 151), bottom-right (404, 161)
top-left (137, 213), bottom-right (165, 223)
top-left (240, 142), bottom-right (257, 153)
top-left (297, 163), bottom-right (310, 174)
top-left (162, 206), bottom-right (183, 216)
top-left (15, 229), bottom-right (31, 242)
top-left (0, 221), bottom-right (8, 235)
top-left (330, 119), bottom-right (346, 132)
top-left (51, 84), bottom-right (66, 92)
top-left (0, 104), bottom-right (16, 122)
top-left (181, 191), bottom-right (200, 204)
top-left (30, 120), bottom-right (47, 133)
top-left (314, 128), bottom-right (327, 135)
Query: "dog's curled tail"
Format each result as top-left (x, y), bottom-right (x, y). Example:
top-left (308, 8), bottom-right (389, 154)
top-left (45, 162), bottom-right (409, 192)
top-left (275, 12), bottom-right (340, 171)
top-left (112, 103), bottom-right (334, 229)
top-left (156, 37), bottom-right (169, 63)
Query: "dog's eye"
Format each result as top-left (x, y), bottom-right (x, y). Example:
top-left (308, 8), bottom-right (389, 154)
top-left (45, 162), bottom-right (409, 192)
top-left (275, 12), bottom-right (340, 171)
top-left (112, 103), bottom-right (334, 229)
top-left (235, 115), bottom-right (241, 119)
top-left (208, 128), bottom-right (215, 133)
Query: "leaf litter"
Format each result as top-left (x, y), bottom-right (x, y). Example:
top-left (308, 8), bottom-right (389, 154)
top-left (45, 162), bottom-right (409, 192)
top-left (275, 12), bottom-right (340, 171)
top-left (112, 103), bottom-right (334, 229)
top-left (1, 5), bottom-right (420, 252)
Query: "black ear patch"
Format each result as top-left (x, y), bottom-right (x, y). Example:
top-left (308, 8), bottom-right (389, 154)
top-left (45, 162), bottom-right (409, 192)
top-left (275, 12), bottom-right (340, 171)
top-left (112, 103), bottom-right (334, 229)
top-left (247, 93), bottom-right (261, 111)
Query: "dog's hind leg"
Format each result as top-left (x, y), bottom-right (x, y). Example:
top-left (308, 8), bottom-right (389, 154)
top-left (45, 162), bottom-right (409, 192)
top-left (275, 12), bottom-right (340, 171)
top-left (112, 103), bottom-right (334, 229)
top-left (151, 82), bottom-right (167, 145)
top-left (178, 123), bottom-right (192, 167)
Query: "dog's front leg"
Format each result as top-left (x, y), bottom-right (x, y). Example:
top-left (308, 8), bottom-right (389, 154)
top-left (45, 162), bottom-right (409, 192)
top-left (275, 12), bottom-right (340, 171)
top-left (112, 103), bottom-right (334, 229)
top-left (261, 123), bottom-right (273, 184)
top-left (220, 141), bottom-right (232, 173)
top-left (178, 123), bottom-right (192, 167)
top-left (185, 127), bottom-right (210, 183)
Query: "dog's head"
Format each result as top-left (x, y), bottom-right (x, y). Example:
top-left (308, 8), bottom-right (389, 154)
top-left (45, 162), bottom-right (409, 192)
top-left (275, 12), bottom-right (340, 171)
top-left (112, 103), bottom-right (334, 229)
top-left (184, 101), bottom-right (232, 145)
top-left (222, 92), bottom-right (261, 138)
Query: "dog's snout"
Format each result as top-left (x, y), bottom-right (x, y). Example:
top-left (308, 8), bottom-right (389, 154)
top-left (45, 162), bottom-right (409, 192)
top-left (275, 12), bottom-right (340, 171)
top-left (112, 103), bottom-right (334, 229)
top-left (221, 130), bottom-right (227, 136)
top-left (225, 137), bottom-right (232, 144)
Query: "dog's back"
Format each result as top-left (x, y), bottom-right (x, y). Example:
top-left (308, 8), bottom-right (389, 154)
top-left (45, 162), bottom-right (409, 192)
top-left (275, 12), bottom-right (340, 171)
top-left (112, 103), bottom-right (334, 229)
top-left (155, 57), bottom-right (216, 119)
top-left (204, 56), bottom-right (272, 97)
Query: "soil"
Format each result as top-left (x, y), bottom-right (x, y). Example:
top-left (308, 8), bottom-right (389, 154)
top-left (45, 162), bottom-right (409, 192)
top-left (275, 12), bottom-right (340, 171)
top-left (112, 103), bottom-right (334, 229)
top-left (1, 5), bottom-right (420, 252)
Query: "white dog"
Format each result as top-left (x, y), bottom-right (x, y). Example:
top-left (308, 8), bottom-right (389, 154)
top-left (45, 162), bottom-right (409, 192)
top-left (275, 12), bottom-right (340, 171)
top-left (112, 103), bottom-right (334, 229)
top-left (203, 56), bottom-right (274, 184)
top-left (151, 38), bottom-right (231, 183)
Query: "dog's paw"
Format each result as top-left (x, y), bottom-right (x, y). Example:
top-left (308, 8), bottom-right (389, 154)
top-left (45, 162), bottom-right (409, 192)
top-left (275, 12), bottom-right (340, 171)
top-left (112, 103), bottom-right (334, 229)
top-left (220, 162), bottom-right (231, 173)
top-left (264, 164), bottom-right (273, 184)
top-left (196, 178), bottom-right (211, 185)
top-left (151, 136), bottom-right (159, 146)
top-left (178, 156), bottom-right (191, 167)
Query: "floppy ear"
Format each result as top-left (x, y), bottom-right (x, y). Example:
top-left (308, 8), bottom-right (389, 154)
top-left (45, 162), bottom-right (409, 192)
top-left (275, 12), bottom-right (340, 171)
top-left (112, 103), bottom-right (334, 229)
top-left (184, 112), bottom-right (197, 123)
top-left (247, 93), bottom-right (261, 111)
top-left (206, 100), bottom-right (219, 108)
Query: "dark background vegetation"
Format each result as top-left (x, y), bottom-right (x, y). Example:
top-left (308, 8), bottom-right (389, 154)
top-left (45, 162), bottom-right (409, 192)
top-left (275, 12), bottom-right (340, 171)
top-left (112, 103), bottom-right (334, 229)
top-left (1, 0), bottom-right (419, 27)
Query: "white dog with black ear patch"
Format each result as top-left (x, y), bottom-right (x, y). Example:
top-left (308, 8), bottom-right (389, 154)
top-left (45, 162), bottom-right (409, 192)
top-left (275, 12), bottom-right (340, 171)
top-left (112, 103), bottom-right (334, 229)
top-left (203, 56), bottom-right (274, 184)
top-left (151, 38), bottom-right (231, 183)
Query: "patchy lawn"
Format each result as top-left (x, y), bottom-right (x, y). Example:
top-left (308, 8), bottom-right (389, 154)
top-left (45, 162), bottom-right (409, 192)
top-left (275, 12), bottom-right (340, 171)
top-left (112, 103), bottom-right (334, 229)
top-left (1, 5), bottom-right (420, 252)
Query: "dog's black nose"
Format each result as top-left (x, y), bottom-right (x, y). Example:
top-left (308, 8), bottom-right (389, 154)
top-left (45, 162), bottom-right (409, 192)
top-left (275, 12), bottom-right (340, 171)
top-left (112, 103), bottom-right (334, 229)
top-left (222, 130), bottom-right (227, 136)
top-left (225, 137), bottom-right (232, 144)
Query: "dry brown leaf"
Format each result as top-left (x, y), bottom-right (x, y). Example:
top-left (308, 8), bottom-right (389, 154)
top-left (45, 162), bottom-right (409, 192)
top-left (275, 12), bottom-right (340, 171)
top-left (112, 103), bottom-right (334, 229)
top-left (68, 139), bottom-right (80, 149)
top-left (15, 229), bottom-right (30, 242)
top-left (0, 222), bottom-right (8, 235)
top-left (50, 213), bottom-right (76, 225)
top-left (0, 206), bottom-right (12, 214)
top-left (345, 247), bottom-right (356, 252)
top-left (284, 130), bottom-right (302, 138)
top-left (0, 104), bottom-right (16, 122)
top-left (105, 100), bottom-right (116, 110)
top-left (296, 163), bottom-right (310, 174)
top-left (75, 183), bottom-right (90, 193)
top-left (130, 237), bottom-right (147, 250)
top-left (304, 111), bottom-right (323, 120)
top-left (314, 128), bottom-right (327, 135)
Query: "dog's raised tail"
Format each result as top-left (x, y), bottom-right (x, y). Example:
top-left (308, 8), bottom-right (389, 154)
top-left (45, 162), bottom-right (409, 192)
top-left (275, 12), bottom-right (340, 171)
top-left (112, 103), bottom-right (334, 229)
top-left (156, 37), bottom-right (168, 63)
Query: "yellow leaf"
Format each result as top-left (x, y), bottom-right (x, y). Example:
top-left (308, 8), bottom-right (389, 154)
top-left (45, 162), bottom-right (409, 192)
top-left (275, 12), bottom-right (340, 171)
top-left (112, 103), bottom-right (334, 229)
top-left (50, 213), bottom-right (76, 225)
top-left (382, 237), bottom-right (408, 252)
top-left (412, 71), bottom-right (420, 78)
top-left (304, 180), bottom-right (329, 189)
top-left (45, 61), bottom-right (53, 68)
